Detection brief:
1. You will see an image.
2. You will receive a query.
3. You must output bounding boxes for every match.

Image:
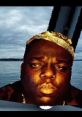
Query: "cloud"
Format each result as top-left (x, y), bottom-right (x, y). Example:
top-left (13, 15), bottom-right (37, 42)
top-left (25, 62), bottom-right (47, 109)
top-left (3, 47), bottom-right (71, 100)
top-left (0, 6), bottom-right (53, 58)
top-left (0, 7), bottom-right (53, 30)
top-left (0, 9), bottom-right (22, 27)
top-left (0, 6), bottom-right (53, 34)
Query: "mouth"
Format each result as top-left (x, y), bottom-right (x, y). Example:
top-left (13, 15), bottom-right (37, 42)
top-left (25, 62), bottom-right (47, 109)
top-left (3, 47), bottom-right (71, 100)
top-left (38, 83), bottom-right (55, 89)
top-left (38, 83), bottom-right (57, 94)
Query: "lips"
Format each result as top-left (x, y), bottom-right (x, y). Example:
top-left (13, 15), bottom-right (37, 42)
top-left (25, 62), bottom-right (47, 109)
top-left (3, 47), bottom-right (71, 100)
top-left (40, 83), bottom-right (55, 89)
top-left (38, 83), bottom-right (56, 94)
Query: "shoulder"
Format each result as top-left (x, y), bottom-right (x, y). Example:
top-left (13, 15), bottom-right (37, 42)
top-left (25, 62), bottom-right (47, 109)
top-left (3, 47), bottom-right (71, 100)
top-left (71, 86), bottom-right (82, 97)
top-left (69, 85), bottom-right (82, 107)
top-left (0, 81), bottom-right (21, 101)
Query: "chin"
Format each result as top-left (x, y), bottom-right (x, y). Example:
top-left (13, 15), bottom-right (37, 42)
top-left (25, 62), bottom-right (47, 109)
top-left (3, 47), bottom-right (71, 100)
top-left (35, 96), bottom-right (56, 106)
top-left (34, 91), bottom-right (66, 105)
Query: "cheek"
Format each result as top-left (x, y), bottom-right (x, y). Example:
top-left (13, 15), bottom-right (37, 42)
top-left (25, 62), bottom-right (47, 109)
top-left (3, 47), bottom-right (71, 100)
top-left (54, 72), bottom-right (71, 86)
top-left (23, 67), bottom-right (41, 84)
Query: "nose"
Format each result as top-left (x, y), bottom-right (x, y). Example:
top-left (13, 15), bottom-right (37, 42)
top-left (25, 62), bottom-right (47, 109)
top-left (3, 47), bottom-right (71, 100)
top-left (40, 65), bottom-right (56, 80)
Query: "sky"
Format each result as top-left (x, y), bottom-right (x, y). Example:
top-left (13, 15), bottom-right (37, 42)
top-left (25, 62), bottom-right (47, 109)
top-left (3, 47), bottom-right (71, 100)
top-left (74, 31), bottom-right (82, 60)
top-left (0, 6), bottom-right (82, 59)
top-left (0, 6), bottom-right (53, 58)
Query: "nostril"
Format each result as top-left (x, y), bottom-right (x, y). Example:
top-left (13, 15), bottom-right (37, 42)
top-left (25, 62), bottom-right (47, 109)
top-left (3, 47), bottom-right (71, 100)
top-left (51, 75), bottom-right (56, 79)
top-left (40, 74), bottom-right (46, 79)
top-left (40, 73), bottom-right (55, 79)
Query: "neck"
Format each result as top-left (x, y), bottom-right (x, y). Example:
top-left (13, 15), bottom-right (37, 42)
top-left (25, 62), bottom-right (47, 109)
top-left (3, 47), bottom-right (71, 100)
top-left (22, 93), bottom-right (66, 106)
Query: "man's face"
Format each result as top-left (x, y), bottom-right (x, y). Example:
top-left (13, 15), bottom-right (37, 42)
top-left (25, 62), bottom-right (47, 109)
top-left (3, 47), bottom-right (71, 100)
top-left (21, 39), bottom-right (72, 105)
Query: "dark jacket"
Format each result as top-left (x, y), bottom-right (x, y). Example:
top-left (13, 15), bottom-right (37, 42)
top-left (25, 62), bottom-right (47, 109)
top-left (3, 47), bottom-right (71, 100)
top-left (0, 80), bottom-right (82, 108)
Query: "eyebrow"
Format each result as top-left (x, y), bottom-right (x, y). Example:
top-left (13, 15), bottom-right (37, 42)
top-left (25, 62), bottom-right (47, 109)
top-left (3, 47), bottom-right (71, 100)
top-left (56, 59), bottom-right (70, 64)
top-left (29, 57), bottom-right (45, 62)
top-left (30, 57), bottom-right (69, 64)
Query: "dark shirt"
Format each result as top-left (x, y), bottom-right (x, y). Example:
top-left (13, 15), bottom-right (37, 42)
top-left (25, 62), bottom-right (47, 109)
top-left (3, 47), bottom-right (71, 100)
top-left (0, 80), bottom-right (82, 108)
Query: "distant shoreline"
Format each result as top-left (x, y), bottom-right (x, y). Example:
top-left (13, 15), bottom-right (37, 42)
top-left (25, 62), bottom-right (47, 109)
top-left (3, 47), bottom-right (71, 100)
top-left (0, 58), bottom-right (82, 61)
top-left (0, 58), bottom-right (23, 61)
top-left (74, 59), bottom-right (82, 61)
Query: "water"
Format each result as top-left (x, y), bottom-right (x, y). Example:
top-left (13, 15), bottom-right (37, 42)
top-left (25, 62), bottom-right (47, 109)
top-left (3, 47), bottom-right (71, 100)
top-left (0, 60), bottom-right (82, 90)
top-left (0, 61), bottom-right (21, 87)
top-left (71, 60), bottom-right (82, 90)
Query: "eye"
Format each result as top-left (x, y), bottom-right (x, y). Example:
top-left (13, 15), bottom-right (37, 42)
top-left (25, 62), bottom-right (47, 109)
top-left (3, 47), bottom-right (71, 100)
top-left (30, 63), bottom-right (41, 69)
top-left (55, 65), bottom-right (69, 72)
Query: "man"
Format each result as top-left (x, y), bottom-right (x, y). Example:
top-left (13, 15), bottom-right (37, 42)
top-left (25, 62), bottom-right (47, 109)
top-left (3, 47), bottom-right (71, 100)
top-left (0, 31), bottom-right (82, 108)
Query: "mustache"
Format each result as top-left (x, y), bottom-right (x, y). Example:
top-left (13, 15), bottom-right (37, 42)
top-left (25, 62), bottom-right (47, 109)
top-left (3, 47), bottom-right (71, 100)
top-left (38, 82), bottom-right (57, 89)
top-left (36, 79), bottom-right (59, 89)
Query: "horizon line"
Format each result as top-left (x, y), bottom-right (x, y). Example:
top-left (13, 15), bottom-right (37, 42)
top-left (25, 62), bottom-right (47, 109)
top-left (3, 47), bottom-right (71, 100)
top-left (0, 58), bottom-right (82, 61)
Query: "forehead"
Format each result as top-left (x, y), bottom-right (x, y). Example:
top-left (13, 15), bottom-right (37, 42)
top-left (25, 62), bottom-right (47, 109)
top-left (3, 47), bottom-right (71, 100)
top-left (25, 39), bottom-right (72, 62)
